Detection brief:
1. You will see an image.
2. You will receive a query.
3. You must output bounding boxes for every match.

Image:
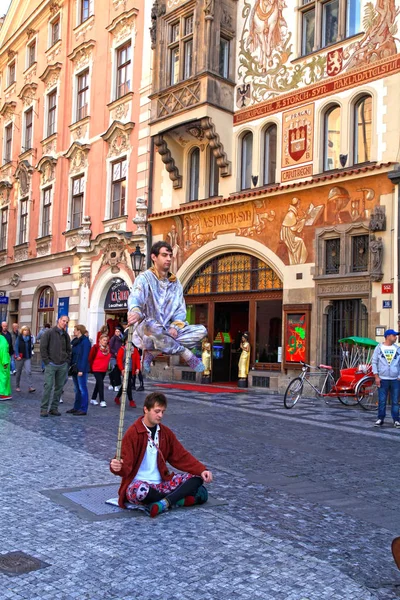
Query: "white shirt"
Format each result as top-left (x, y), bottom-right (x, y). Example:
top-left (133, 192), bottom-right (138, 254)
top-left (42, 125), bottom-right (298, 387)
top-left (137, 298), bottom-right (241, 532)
top-left (133, 423), bottom-right (162, 484)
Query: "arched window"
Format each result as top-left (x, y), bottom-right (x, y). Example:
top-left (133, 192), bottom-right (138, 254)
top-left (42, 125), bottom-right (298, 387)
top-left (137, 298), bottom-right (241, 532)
top-left (323, 105), bottom-right (341, 171)
top-left (263, 124), bottom-right (277, 185)
top-left (37, 286), bottom-right (55, 333)
top-left (208, 147), bottom-right (219, 198)
top-left (353, 95), bottom-right (372, 165)
top-left (188, 147), bottom-right (200, 201)
top-left (240, 131), bottom-right (253, 190)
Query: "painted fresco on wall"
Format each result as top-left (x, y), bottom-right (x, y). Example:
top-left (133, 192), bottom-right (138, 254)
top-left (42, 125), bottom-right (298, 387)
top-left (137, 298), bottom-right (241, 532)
top-left (237, 0), bottom-right (400, 105)
top-left (152, 174), bottom-right (392, 269)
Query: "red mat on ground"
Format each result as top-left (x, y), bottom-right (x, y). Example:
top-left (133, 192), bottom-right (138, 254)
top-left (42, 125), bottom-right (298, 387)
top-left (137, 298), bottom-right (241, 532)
top-left (154, 383), bottom-right (247, 394)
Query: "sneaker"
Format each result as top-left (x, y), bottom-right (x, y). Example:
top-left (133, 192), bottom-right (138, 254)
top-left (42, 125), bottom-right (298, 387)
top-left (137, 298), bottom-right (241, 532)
top-left (129, 400), bottom-right (136, 408)
top-left (59, 397), bottom-right (63, 404)
top-left (137, 386), bottom-right (145, 392)
top-left (90, 399), bottom-right (99, 405)
top-left (114, 386), bottom-right (120, 392)
top-left (100, 401), bottom-right (107, 407)
top-left (72, 410), bottom-right (87, 416)
top-left (194, 485), bottom-right (209, 505)
top-left (108, 385), bottom-right (114, 390)
top-left (114, 396), bottom-right (120, 405)
top-left (48, 409), bottom-right (61, 416)
top-left (147, 498), bottom-right (169, 518)
top-left (66, 408), bottom-right (78, 414)
top-left (28, 387), bottom-right (36, 393)
top-left (374, 419), bottom-right (384, 427)
top-left (394, 421), bottom-right (400, 428)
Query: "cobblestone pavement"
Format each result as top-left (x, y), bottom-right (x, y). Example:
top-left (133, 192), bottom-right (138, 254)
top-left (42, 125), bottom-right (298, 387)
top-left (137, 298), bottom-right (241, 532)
top-left (1, 372), bottom-right (400, 599)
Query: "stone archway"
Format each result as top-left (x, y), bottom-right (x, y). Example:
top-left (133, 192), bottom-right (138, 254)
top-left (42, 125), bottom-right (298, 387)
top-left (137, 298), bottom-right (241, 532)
top-left (88, 268), bottom-right (133, 340)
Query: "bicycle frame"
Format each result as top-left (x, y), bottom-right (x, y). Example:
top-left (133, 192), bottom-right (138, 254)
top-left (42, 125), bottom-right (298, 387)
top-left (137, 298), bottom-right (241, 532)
top-left (298, 363), bottom-right (335, 397)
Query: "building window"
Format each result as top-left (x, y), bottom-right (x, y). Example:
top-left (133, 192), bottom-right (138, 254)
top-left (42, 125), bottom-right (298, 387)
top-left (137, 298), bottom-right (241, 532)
top-left (4, 124), bottom-right (12, 164)
top-left (111, 158), bottom-right (127, 218)
top-left (71, 175), bottom-right (84, 229)
top-left (189, 147), bottom-right (200, 201)
top-left (240, 131), bottom-right (253, 190)
top-left (0, 207), bottom-right (8, 251)
top-left (19, 198), bottom-right (28, 245)
top-left (263, 124), bottom-right (277, 185)
top-left (353, 95), bottom-right (372, 165)
top-left (208, 147), bottom-right (219, 198)
top-left (323, 105), bottom-right (341, 171)
top-left (23, 108), bottom-right (33, 152)
top-left (351, 234), bottom-right (368, 272)
top-left (219, 37), bottom-right (230, 79)
top-left (37, 286), bottom-right (55, 331)
top-left (42, 187), bottom-right (52, 237)
top-left (27, 40), bottom-right (36, 68)
top-left (76, 69), bottom-right (89, 121)
top-left (300, 0), bottom-right (359, 56)
top-left (50, 17), bottom-right (60, 46)
top-left (116, 43), bottom-right (131, 99)
top-left (168, 14), bottom-right (194, 85)
top-left (47, 90), bottom-right (57, 137)
top-left (8, 61), bottom-right (15, 86)
top-left (79, 0), bottom-right (90, 24)
top-left (325, 238), bottom-right (340, 274)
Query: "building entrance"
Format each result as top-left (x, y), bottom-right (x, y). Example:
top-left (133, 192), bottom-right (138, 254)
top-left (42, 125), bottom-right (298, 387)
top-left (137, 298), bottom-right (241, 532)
top-left (213, 301), bottom-right (249, 382)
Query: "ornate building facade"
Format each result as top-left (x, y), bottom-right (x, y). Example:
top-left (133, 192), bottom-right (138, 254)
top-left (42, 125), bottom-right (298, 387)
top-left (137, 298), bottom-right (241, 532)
top-left (148, 0), bottom-right (400, 390)
top-left (0, 0), bottom-right (151, 338)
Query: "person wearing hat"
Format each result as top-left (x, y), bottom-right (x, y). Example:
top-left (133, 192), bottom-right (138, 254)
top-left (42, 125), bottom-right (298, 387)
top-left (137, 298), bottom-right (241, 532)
top-left (109, 325), bottom-right (124, 392)
top-left (371, 329), bottom-right (400, 428)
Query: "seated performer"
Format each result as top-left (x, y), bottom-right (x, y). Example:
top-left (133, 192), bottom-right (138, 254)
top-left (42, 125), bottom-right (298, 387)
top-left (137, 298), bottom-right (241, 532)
top-left (110, 392), bottom-right (212, 518)
top-left (127, 241), bottom-right (207, 373)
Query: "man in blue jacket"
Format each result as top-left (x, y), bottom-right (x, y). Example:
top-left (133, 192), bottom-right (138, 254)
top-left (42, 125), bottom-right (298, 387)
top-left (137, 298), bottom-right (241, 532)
top-left (371, 329), bottom-right (400, 428)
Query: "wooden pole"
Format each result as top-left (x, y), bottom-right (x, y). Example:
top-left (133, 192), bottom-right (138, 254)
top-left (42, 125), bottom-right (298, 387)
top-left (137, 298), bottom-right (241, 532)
top-left (116, 325), bottom-right (134, 460)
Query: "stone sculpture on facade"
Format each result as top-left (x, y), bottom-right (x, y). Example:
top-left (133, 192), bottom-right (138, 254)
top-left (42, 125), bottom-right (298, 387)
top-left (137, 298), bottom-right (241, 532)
top-left (370, 234), bottom-right (383, 282)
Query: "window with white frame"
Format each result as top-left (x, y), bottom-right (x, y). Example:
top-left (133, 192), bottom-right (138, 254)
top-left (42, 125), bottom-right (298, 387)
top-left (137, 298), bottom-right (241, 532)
top-left (300, 0), bottom-right (360, 56)
top-left (79, 0), bottom-right (91, 25)
top-left (353, 94), bottom-right (372, 165)
top-left (50, 16), bottom-right (60, 46)
top-left (4, 123), bottom-right (12, 164)
top-left (76, 69), bottom-right (89, 121)
top-left (23, 108), bottom-right (33, 152)
top-left (116, 42), bottom-right (131, 99)
top-left (263, 124), bottom-right (277, 186)
top-left (41, 187), bottom-right (52, 237)
top-left (110, 158), bottom-right (127, 218)
top-left (19, 198), bottom-right (28, 245)
top-left (27, 40), bottom-right (36, 69)
top-left (168, 14), bottom-right (194, 86)
top-left (47, 90), bottom-right (57, 137)
top-left (0, 207), bottom-right (8, 251)
top-left (7, 61), bottom-right (15, 86)
top-left (219, 36), bottom-right (230, 79)
top-left (208, 147), bottom-right (219, 198)
top-left (323, 104), bottom-right (341, 171)
top-left (240, 131), bottom-right (253, 190)
top-left (71, 175), bottom-right (84, 229)
top-left (188, 147), bottom-right (200, 201)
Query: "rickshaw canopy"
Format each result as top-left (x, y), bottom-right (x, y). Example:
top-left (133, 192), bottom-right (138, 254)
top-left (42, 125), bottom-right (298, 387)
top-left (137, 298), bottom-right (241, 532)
top-left (338, 336), bottom-right (379, 348)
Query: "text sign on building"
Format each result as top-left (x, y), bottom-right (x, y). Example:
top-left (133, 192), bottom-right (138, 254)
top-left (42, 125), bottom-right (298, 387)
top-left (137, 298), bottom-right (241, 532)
top-left (383, 300), bottom-right (392, 309)
top-left (57, 297), bottom-right (69, 318)
top-left (0, 296), bottom-right (9, 304)
top-left (104, 279), bottom-right (130, 311)
top-left (382, 283), bottom-right (393, 294)
top-left (0, 291), bottom-right (6, 297)
top-left (62, 267), bottom-right (71, 275)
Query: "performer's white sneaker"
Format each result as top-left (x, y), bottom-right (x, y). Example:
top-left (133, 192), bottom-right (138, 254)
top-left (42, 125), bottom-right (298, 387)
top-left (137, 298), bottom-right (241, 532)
top-left (100, 401), bottom-right (107, 407)
top-left (108, 385), bottom-right (113, 390)
top-left (90, 399), bottom-right (99, 405)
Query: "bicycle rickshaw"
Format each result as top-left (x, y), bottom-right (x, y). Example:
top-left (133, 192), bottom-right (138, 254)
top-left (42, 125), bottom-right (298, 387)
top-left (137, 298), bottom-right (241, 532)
top-left (283, 336), bottom-right (379, 410)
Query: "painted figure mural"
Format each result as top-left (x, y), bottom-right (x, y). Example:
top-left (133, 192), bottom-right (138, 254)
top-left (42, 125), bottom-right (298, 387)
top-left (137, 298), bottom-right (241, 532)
top-left (280, 198), bottom-right (308, 265)
top-left (246, 0), bottom-right (288, 69)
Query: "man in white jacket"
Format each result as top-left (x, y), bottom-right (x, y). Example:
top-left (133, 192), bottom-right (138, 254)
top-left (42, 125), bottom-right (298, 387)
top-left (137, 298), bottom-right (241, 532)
top-left (371, 329), bottom-right (400, 428)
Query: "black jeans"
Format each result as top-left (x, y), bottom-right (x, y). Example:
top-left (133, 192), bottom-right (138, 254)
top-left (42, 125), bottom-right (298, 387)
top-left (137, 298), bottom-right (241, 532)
top-left (109, 365), bottom-right (122, 388)
top-left (143, 476), bottom-right (203, 506)
top-left (132, 371), bottom-right (144, 388)
top-left (116, 372), bottom-right (133, 401)
top-left (92, 371), bottom-right (106, 402)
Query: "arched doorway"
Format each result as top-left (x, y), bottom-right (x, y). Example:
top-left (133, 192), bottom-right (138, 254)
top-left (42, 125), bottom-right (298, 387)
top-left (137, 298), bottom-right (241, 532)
top-left (184, 252), bottom-right (283, 382)
top-left (37, 286), bottom-right (55, 333)
top-left (326, 299), bottom-right (368, 373)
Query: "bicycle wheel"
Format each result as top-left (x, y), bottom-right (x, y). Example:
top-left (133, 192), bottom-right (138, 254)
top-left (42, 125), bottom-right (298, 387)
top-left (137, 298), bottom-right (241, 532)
top-left (356, 377), bottom-right (379, 411)
top-left (284, 377), bottom-right (303, 409)
top-left (337, 392), bottom-right (359, 406)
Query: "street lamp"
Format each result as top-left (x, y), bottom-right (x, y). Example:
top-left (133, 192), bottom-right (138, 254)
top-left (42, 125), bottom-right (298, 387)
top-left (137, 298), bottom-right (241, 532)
top-left (130, 244), bottom-right (145, 277)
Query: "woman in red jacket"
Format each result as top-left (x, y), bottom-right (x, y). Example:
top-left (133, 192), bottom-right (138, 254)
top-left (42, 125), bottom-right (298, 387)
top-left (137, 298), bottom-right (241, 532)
top-left (115, 340), bottom-right (141, 408)
top-left (89, 334), bottom-right (111, 407)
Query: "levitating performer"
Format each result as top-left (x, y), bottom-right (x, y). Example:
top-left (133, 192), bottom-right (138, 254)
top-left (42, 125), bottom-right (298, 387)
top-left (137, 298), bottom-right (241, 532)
top-left (127, 241), bottom-right (207, 373)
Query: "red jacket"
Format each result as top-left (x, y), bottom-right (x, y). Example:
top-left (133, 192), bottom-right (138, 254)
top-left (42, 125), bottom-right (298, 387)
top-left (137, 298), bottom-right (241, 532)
top-left (88, 344), bottom-right (111, 372)
top-left (110, 417), bottom-right (206, 508)
top-left (116, 346), bottom-right (141, 372)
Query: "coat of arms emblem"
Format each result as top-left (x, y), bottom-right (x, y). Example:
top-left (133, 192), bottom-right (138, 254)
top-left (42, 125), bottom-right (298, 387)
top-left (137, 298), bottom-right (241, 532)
top-left (288, 125), bottom-right (307, 162)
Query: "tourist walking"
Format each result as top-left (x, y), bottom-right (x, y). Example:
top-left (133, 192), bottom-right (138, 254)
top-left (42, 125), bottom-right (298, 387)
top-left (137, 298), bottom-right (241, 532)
top-left (89, 333), bottom-right (111, 407)
top-left (66, 324), bottom-right (91, 416)
top-left (114, 339), bottom-right (141, 407)
top-left (371, 329), bottom-right (400, 428)
top-left (14, 326), bottom-right (35, 393)
top-left (39, 315), bottom-right (71, 417)
top-left (109, 325), bottom-right (124, 391)
top-left (1, 321), bottom-right (13, 359)
top-left (10, 323), bottom-right (18, 374)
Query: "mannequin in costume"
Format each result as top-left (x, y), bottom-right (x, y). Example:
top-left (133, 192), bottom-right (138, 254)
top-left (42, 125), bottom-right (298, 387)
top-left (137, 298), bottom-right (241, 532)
top-left (238, 333), bottom-right (251, 379)
top-left (201, 338), bottom-right (212, 377)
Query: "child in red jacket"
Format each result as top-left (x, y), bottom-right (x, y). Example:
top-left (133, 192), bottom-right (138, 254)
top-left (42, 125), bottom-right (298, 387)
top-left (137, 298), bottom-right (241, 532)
top-left (115, 341), bottom-right (141, 408)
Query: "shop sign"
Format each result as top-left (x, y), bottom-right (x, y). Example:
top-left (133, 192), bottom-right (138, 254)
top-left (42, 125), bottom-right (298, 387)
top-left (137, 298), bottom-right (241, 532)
top-left (104, 279), bottom-right (130, 311)
top-left (58, 297), bottom-right (69, 318)
top-left (382, 283), bottom-right (393, 294)
top-left (285, 313), bottom-right (307, 364)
